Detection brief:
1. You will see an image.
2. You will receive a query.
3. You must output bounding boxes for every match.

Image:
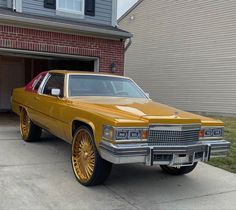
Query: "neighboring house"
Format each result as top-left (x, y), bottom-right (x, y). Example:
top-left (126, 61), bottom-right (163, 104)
top-left (119, 0), bottom-right (236, 115)
top-left (0, 0), bottom-right (131, 111)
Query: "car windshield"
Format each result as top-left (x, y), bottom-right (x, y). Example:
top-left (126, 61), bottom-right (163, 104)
top-left (68, 75), bottom-right (147, 98)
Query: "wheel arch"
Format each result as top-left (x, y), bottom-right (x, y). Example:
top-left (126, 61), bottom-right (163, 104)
top-left (71, 118), bottom-right (96, 139)
top-left (19, 105), bottom-right (23, 111)
top-left (19, 105), bottom-right (27, 113)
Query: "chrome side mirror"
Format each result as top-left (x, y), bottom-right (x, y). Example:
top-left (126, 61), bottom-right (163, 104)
top-left (51, 88), bottom-right (61, 97)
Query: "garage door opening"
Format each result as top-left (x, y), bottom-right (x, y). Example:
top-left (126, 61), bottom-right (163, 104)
top-left (0, 53), bottom-right (98, 112)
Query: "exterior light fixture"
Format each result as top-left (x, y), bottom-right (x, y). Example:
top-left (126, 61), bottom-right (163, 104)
top-left (110, 62), bottom-right (117, 73)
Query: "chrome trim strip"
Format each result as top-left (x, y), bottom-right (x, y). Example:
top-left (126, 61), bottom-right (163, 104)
top-left (201, 126), bottom-right (224, 128)
top-left (199, 137), bottom-right (224, 140)
top-left (149, 124), bottom-right (201, 131)
top-left (38, 73), bottom-right (50, 94)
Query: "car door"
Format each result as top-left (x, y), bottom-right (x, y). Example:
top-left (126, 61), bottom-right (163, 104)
top-left (26, 72), bottom-right (48, 122)
top-left (33, 73), bottom-right (68, 140)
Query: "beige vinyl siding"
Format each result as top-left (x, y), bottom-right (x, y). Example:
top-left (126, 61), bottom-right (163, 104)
top-left (119, 0), bottom-right (236, 114)
top-left (0, 0), bottom-right (7, 7)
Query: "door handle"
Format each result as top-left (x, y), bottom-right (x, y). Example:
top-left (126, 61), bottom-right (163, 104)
top-left (34, 96), bottom-right (40, 101)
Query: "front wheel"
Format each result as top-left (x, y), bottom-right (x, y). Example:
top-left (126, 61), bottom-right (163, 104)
top-left (71, 126), bottom-right (112, 186)
top-left (160, 162), bottom-right (198, 175)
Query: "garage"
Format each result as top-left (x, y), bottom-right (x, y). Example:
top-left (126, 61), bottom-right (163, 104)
top-left (0, 50), bottom-right (99, 112)
top-left (0, 9), bottom-right (131, 113)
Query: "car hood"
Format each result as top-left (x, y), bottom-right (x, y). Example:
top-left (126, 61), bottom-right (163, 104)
top-left (69, 97), bottom-right (223, 126)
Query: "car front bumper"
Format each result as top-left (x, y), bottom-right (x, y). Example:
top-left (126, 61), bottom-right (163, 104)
top-left (99, 140), bottom-right (230, 166)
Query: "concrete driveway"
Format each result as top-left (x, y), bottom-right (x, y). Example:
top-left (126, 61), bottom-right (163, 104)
top-left (0, 113), bottom-right (236, 210)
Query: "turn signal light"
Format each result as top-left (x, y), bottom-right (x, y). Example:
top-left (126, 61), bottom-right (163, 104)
top-left (198, 130), bottom-right (205, 138)
top-left (141, 130), bottom-right (149, 140)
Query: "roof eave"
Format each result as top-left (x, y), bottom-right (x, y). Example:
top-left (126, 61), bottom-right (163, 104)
top-left (0, 13), bottom-right (132, 40)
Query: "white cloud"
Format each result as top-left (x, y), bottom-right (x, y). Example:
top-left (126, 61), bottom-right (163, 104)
top-left (117, 0), bottom-right (138, 18)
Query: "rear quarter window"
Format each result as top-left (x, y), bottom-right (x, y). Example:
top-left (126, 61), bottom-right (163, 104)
top-left (33, 75), bottom-right (45, 91)
top-left (25, 72), bottom-right (47, 93)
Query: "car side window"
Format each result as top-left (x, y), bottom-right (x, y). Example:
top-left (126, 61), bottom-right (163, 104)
top-left (43, 74), bottom-right (65, 97)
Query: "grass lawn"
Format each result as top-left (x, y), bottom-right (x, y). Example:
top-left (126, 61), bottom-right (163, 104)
top-left (207, 116), bottom-right (236, 173)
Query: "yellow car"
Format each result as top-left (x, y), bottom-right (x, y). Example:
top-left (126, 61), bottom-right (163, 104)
top-left (12, 70), bottom-right (230, 186)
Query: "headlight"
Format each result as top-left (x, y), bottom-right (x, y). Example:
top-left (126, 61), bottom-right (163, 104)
top-left (199, 127), bottom-right (224, 139)
top-left (103, 125), bottom-right (149, 141)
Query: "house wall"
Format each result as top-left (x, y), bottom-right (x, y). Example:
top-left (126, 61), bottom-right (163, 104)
top-left (0, 0), bottom-right (7, 7)
top-left (0, 25), bottom-right (125, 75)
top-left (22, 0), bottom-right (112, 25)
top-left (119, 0), bottom-right (236, 114)
top-left (0, 0), bottom-right (113, 25)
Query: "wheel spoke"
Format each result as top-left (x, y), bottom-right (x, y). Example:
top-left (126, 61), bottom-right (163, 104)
top-left (20, 110), bottom-right (30, 139)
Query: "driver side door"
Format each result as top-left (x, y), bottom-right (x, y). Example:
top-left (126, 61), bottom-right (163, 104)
top-left (33, 73), bottom-right (67, 139)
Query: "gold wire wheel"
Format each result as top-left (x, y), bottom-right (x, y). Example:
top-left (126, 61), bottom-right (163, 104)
top-left (72, 128), bottom-right (95, 184)
top-left (20, 109), bottom-right (30, 140)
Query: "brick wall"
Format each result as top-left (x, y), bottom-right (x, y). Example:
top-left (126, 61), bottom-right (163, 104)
top-left (0, 25), bottom-right (125, 75)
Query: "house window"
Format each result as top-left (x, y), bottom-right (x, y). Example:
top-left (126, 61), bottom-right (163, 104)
top-left (57, 0), bottom-right (85, 15)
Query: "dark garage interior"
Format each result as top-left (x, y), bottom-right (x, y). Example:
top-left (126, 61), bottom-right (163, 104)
top-left (0, 53), bottom-right (97, 112)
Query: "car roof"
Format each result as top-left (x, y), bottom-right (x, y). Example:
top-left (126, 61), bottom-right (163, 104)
top-left (48, 70), bottom-right (129, 79)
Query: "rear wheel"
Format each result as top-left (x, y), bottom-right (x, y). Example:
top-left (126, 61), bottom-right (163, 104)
top-left (20, 109), bottom-right (42, 142)
top-left (71, 126), bottom-right (112, 186)
top-left (160, 162), bottom-right (198, 175)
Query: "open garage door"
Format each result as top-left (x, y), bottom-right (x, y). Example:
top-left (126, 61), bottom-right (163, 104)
top-left (0, 57), bottom-right (25, 111)
top-left (0, 50), bottom-right (99, 111)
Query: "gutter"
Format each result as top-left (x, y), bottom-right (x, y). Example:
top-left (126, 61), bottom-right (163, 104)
top-left (124, 38), bottom-right (132, 52)
top-left (0, 13), bottom-right (132, 40)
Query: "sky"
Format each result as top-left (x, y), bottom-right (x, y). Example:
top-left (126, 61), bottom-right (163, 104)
top-left (117, 0), bottom-right (138, 18)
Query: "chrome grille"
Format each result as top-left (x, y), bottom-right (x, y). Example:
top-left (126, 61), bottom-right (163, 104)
top-left (148, 124), bottom-right (200, 145)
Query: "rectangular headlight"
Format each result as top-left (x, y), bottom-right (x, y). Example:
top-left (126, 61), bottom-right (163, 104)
top-left (199, 127), bottom-right (224, 139)
top-left (116, 128), bottom-right (148, 141)
top-left (103, 126), bottom-right (148, 141)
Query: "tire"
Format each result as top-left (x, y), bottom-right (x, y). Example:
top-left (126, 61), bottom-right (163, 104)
top-left (160, 162), bottom-right (198, 175)
top-left (71, 126), bottom-right (112, 186)
top-left (20, 108), bottom-right (42, 142)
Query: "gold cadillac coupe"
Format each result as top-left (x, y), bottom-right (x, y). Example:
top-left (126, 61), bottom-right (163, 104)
top-left (12, 70), bottom-right (230, 186)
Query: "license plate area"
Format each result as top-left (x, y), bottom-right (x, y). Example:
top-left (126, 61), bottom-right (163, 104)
top-left (151, 153), bottom-right (194, 166)
top-left (172, 153), bottom-right (193, 165)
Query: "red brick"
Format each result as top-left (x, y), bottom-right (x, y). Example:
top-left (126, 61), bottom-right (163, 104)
top-left (0, 25), bottom-right (125, 75)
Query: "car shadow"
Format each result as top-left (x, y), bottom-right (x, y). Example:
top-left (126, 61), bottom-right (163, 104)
top-left (38, 132), bottom-right (199, 190)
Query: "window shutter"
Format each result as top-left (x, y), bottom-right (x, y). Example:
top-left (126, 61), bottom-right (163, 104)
top-left (85, 0), bottom-right (95, 16)
top-left (44, 0), bottom-right (56, 9)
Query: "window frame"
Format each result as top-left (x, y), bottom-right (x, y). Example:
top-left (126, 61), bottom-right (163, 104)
top-left (56, 0), bottom-right (85, 15)
top-left (67, 73), bottom-right (149, 99)
top-left (33, 75), bottom-right (46, 92)
top-left (40, 73), bottom-right (65, 98)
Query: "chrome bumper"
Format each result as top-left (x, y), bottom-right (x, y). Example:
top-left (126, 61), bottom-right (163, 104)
top-left (99, 140), bottom-right (230, 167)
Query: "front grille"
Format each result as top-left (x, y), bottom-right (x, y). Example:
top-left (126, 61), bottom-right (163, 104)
top-left (148, 124), bottom-right (200, 145)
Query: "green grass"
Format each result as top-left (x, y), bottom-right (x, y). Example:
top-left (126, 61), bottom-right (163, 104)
top-left (207, 116), bottom-right (236, 173)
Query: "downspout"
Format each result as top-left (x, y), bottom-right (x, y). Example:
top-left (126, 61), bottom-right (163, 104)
top-left (123, 37), bottom-right (132, 76)
top-left (124, 38), bottom-right (132, 52)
